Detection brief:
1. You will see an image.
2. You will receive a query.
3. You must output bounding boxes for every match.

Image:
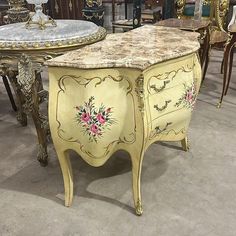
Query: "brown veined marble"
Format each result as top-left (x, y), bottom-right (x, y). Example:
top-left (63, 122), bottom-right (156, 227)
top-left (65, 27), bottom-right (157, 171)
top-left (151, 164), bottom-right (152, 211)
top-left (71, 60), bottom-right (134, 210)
top-left (46, 25), bottom-right (200, 70)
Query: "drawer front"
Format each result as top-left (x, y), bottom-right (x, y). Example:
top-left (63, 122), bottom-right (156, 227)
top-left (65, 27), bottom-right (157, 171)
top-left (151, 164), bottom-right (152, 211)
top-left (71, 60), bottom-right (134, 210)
top-left (147, 80), bottom-right (196, 123)
top-left (145, 56), bottom-right (195, 96)
top-left (147, 108), bottom-right (192, 142)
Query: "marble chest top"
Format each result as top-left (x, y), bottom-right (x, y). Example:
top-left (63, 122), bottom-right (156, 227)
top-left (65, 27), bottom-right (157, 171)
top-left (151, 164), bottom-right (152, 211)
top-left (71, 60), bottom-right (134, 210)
top-left (0, 20), bottom-right (106, 51)
top-left (46, 25), bottom-right (200, 71)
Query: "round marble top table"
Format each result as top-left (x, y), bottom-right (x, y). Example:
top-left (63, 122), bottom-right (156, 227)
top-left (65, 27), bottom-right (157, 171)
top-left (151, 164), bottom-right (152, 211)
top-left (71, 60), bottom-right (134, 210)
top-left (0, 19), bottom-right (106, 167)
top-left (0, 20), bottom-right (106, 50)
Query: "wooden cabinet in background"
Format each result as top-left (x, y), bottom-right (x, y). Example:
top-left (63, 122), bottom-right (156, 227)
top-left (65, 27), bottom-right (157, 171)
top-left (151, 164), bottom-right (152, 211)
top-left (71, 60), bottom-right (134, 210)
top-left (0, 0), bottom-right (9, 25)
top-left (47, 0), bottom-right (84, 20)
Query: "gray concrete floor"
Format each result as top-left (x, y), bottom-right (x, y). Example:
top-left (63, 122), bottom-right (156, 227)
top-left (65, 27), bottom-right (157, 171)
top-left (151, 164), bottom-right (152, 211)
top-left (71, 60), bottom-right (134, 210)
top-left (0, 50), bottom-right (236, 236)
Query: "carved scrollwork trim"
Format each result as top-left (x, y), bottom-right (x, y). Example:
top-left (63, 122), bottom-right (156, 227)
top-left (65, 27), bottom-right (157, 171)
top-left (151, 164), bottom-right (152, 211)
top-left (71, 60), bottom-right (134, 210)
top-left (135, 74), bottom-right (145, 115)
top-left (17, 54), bottom-right (35, 114)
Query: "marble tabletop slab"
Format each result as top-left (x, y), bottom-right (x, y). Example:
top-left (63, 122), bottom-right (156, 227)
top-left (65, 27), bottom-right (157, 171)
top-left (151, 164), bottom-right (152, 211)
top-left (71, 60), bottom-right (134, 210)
top-left (46, 25), bottom-right (200, 71)
top-left (0, 20), bottom-right (106, 50)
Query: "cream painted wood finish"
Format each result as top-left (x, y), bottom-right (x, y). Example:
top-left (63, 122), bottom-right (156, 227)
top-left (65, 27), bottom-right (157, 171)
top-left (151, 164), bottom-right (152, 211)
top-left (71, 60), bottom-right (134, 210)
top-left (48, 51), bottom-right (201, 215)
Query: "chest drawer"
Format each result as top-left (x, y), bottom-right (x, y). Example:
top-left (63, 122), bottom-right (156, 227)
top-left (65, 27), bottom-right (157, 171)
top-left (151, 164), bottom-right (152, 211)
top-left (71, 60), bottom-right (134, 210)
top-left (148, 107), bottom-right (192, 142)
top-left (147, 80), bottom-right (196, 123)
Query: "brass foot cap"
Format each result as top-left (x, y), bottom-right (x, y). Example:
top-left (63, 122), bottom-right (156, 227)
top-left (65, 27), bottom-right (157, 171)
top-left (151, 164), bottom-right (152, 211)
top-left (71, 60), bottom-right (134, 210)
top-left (135, 205), bottom-right (143, 216)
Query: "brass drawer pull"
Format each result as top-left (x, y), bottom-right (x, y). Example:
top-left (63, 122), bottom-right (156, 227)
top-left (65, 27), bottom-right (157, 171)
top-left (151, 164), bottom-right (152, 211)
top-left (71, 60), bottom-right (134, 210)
top-left (155, 122), bottom-right (172, 134)
top-left (150, 80), bottom-right (170, 93)
top-left (154, 100), bottom-right (171, 111)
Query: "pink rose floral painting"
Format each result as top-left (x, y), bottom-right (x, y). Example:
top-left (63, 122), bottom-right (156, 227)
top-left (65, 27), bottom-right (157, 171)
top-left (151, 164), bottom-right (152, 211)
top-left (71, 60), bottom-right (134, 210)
top-left (175, 83), bottom-right (197, 110)
top-left (75, 96), bottom-right (117, 142)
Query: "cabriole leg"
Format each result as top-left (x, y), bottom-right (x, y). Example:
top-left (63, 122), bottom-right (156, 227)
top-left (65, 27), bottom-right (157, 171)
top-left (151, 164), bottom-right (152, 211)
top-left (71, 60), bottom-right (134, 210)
top-left (130, 147), bottom-right (145, 216)
top-left (57, 150), bottom-right (73, 207)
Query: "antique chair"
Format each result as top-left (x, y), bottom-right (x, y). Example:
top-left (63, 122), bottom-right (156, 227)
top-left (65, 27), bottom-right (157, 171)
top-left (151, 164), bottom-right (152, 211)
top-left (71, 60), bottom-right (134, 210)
top-left (0, 75), bottom-right (17, 111)
top-left (176, 0), bottom-right (230, 93)
top-left (176, 0), bottom-right (213, 19)
top-left (218, 6), bottom-right (236, 107)
top-left (202, 0), bottom-right (229, 87)
top-left (111, 0), bottom-right (142, 32)
top-left (141, 0), bottom-right (164, 23)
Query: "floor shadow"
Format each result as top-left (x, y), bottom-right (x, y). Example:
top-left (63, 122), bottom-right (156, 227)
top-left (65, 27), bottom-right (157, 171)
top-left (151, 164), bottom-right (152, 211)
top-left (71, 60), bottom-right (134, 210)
top-left (158, 141), bottom-right (183, 151)
top-left (0, 148), bottom-right (168, 215)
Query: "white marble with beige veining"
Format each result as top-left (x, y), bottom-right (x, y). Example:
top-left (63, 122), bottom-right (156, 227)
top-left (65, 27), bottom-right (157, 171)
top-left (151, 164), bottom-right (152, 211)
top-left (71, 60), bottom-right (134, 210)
top-left (46, 25), bottom-right (200, 70)
top-left (0, 20), bottom-right (106, 50)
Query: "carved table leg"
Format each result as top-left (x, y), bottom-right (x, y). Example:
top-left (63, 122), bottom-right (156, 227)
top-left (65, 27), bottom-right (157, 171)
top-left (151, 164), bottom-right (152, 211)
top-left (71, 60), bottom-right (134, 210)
top-left (18, 54), bottom-right (48, 166)
top-left (7, 71), bottom-right (28, 126)
top-left (181, 136), bottom-right (190, 152)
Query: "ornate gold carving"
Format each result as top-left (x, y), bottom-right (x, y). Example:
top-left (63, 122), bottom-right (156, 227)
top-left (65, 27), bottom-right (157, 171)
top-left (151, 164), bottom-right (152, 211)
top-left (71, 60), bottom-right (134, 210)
top-left (135, 199), bottom-right (143, 216)
top-left (17, 54), bottom-right (35, 114)
top-left (216, 0), bottom-right (229, 31)
top-left (25, 15), bottom-right (57, 30)
top-left (135, 74), bottom-right (145, 115)
top-left (82, 12), bottom-right (105, 21)
top-left (176, 0), bottom-right (186, 19)
top-left (7, 0), bottom-right (30, 23)
top-left (85, 0), bottom-right (102, 8)
top-left (0, 27), bottom-right (106, 51)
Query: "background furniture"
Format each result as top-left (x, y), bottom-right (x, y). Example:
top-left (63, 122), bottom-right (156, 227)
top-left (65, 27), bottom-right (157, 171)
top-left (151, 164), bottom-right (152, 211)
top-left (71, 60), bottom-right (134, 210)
top-left (46, 25), bottom-right (201, 215)
top-left (176, 1), bottom-right (230, 80)
top-left (163, 0), bottom-right (175, 19)
top-left (220, 23), bottom-right (236, 106)
top-left (47, 0), bottom-right (105, 26)
top-left (82, 0), bottom-right (105, 26)
top-left (0, 75), bottom-right (17, 111)
top-left (0, 0), bottom-right (8, 25)
top-left (6, 0), bottom-right (29, 23)
top-left (141, 0), bottom-right (164, 23)
top-left (202, 0), bottom-right (229, 85)
top-left (46, 0), bottom-right (83, 20)
top-left (156, 18), bottom-right (211, 68)
top-left (0, 20), bottom-right (106, 166)
top-left (112, 0), bottom-right (142, 32)
top-left (176, 0), bottom-right (213, 19)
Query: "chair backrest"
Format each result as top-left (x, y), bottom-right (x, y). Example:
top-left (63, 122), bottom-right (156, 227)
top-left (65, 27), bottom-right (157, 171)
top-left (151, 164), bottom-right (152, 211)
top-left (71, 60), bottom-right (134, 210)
top-left (176, 0), bottom-right (213, 19)
top-left (214, 0), bottom-right (229, 31)
top-left (176, 0), bottom-right (229, 31)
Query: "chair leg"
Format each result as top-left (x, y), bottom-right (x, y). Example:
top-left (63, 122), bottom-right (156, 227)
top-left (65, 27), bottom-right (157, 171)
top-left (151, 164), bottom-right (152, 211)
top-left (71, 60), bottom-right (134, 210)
top-left (220, 58), bottom-right (224, 74)
top-left (202, 46), bottom-right (211, 82)
top-left (224, 46), bottom-right (234, 95)
top-left (218, 42), bottom-right (232, 108)
top-left (2, 75), bottom-right (17, 111)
